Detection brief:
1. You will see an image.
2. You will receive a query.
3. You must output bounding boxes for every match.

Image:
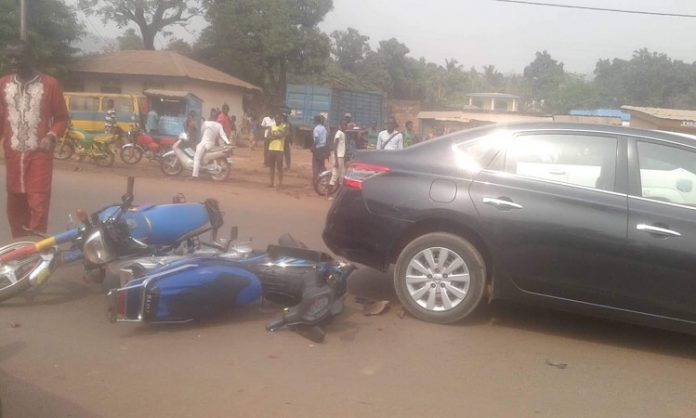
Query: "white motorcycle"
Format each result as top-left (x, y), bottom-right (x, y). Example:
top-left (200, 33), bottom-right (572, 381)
top-left (160, 133), bottom-right (233, 181)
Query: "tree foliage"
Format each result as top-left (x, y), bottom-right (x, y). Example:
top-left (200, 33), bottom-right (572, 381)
top-left (595, 49), bottom-right (696, 109)
top-left (78, 0), bottom-right (201, 50)
top-left (331, 28), bottom-right (370, 73)
top-left (0, 0), bottom-right (83, 78)
top-left (117, 28), bottom-right (144, 50)
top-left (197, 0), bottom-right (333, 100)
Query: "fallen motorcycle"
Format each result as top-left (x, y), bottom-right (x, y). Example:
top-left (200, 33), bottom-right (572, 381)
top-left (108, 234), bottom-right (355, 342)
top-left (160, 133), bottom-right (233, 181)
top-left (0, 177), bottom-right (225, 302)
top-left (120, 125), bottom-right (176, 165)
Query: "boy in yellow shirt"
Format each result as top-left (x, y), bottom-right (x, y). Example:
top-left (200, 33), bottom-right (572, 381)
top-left (268, 113), bottom-right (288, 188)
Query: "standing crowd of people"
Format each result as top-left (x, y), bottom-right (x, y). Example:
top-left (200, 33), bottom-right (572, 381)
top-left (0, 38), bottom-right (428, 237)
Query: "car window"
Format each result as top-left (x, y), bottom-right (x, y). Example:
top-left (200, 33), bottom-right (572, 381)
top-left (637, 141), bottom-right (696, 206)
top-left (68, 96), bottom-right (100, 112)
top-left (452, 129), bottom-right (511, 173)
top-left (504, 133), bottom-right (617, 191)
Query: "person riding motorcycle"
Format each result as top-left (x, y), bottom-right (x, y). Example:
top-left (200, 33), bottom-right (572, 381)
top-left (192, 114), bottom-right (231, 180)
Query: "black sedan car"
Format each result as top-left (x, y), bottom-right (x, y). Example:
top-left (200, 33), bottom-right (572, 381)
top-left (323, 123), bottom-right (696, 334)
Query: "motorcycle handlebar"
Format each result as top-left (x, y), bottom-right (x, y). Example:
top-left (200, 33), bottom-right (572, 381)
top-left (265, 317), bottom-right (287, 332)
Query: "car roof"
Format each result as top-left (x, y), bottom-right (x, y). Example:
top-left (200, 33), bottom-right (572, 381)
top-left (473, 122), bottom-right (696, 149)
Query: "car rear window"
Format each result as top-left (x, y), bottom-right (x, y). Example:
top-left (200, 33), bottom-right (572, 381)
top-left (452, 130), bottom-right (511, 172)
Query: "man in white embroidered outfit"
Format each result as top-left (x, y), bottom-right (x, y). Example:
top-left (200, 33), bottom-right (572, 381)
top-left (1, 40), bottom-right (69, 237)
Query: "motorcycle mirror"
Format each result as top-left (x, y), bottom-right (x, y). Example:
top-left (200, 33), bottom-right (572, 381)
top-left (76, 209), bottom-right (89, 224)
top-left (121, 177), bottom-right (135, 209)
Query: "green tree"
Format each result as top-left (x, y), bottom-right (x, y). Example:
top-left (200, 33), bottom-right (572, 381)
top-left (165, 38), bottom-right (193, 56)
top-left (331, 27), bottom-right (370, 73)
top-left (0, 0), bottom-right (83, 78)
top-left (594, 49), bottom-right (696, 108)
top-left (523, 50), bottom-right (566, 110)
top-left (117, 28), bottom-right (143, 50)
top-left (78, 0), bottom-right (201, 50)
top-left (198, 0), bottom-right (333, 100)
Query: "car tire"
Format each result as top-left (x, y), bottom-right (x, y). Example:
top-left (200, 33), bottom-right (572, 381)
top-left (394, 232), bottom-right (486, 324)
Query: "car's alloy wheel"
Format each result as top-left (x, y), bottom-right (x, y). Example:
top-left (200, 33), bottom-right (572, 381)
top-left (394, 233), bottom-right (486, 323)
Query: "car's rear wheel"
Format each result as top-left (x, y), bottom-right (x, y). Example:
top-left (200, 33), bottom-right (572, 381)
top-left (394, 232), bottom-right (486, 324)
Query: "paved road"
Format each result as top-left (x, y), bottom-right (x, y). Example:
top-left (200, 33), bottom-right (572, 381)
top-left (1, 167), bottom-right (696, 418)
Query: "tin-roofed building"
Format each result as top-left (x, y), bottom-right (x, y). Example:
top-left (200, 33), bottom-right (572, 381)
top-left (622, 106), bottom-right (696, 135)
top-left (68, 50), bottom-right (261, 121)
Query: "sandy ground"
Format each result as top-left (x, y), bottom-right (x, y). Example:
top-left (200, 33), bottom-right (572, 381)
top-left (0, 156), bottom-right (695, 417)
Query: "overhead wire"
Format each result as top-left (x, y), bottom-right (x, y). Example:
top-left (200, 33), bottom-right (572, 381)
top-left (494, 0), bottom-right (696, 18)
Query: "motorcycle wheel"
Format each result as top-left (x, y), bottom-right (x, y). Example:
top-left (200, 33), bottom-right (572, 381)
top-left (120, 146), bottom-right (143, 164)
top-left (0, 241), bottom-right (42, 302)
top-left (160, 154), bottom-right (183, 176)
top-left (54, 139), bottom-right (75, 160)
top-left (95, 145), bottom-right (115, 167)
top-left (209, 157), bottom-right (230, 181)
top-left (313, 173), bottom-right (339, 196)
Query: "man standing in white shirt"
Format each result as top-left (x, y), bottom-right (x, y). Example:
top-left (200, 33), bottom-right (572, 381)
top-left (330, 121), bottom-right (347, 187)
top-left (261, 114), bottom-right (275, 166)
top-left (192, 115), bottom-right (230, 179)
top-left (376, 116), bottom-right (403, 150)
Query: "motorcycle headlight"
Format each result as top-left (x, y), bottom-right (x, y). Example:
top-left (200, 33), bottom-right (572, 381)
top-left (84, 230), bottom-right (116, 265)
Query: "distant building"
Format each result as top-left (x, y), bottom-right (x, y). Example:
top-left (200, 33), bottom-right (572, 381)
top-left (68, 50), bottom-right (261, 120)
top-left (417, 110), bottom-right (551, 137)
top-left (466, 93), bottom-right (520, 112)
top-left (622, 106), bottom-right (696, 135)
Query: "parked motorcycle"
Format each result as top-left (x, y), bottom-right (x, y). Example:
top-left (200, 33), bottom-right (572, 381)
top-left (53, 123), bottom-right (123, 167)
top-left (313, 170), bottom-right (340, 197)
top-left (160, 133), bottom-right (233, 181)
top-left (108, 234), bottom-right (355, 342)
top-left (120, 125), bottom-right (177, 164)
top-left (0, 177), bottom-right (225, 302)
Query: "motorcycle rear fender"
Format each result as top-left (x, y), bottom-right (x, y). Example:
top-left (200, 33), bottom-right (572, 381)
top-left (109, 260), bottom-right (262, 323)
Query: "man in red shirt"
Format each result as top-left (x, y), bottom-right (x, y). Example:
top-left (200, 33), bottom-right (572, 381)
top-left (1, 40), bottom-right (69, 237)
top-left (216, 103), bottom-right (233, 145)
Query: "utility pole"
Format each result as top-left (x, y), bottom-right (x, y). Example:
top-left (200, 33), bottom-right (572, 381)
top-left (20, 0), bottom-right (27, 40)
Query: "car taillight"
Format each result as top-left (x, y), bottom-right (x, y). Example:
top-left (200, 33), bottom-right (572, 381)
top-left (343, 163), bottom-right (391, 190)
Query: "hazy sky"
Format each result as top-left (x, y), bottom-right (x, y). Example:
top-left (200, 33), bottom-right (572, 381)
top-left (70, 0), bottom-right (696, 75)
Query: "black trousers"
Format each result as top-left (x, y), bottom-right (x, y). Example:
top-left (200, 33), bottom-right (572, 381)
top-left (268, 150), bottom-right (284, 185)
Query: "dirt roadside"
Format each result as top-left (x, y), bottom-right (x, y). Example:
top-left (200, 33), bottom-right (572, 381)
top-left (2, 143), bottom-right (323, 200)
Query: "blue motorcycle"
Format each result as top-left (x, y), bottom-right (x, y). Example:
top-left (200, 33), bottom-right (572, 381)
top-left (107, 235), bottom-right (356, 342)
top-left (0, 177), bottom-right (227, 302)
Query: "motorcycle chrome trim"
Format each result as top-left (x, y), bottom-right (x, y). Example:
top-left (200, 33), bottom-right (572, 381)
top-left (28, 251), bottom-right (57, 287)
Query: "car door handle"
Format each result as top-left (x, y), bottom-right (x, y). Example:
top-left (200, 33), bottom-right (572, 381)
top-left (636, 224), bottom-right (682, 237)
top-left (548, 169), bottom-right (566, 175)
top-left (482, 197), bottom-right (523, 210)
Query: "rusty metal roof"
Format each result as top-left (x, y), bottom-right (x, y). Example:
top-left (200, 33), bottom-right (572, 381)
top-left (71, 50), bottom-right (261, 91)
top-left (622, 106), bottom-right (696, 121)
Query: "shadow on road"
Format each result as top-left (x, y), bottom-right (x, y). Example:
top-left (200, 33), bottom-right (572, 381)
top-left (0, 342), bottom-right (97, 418)
top-left (350, 264), bottom-right (696, 359)
top-left (0, 278), bottom-right (95, 309)
top-left (0, 370), bottom-right (97, 418)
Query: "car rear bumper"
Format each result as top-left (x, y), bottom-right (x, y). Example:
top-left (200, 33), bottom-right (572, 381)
top-left (323, 189), bottom-right (407, 271)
